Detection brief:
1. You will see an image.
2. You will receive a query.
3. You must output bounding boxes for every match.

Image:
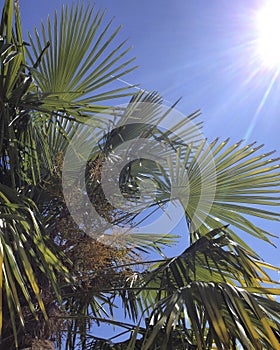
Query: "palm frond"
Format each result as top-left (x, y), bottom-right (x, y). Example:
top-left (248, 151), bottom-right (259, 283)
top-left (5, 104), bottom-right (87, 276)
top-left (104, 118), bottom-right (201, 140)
top-left (139, 282), bottom-right (280, 350)
top-left (152, 138), bottom-right (280, 246)
top-left (26, 2), bottom-right (137, 120)
top-left (120, 228), bottom-right (280, 349)
top-left (0, 183), bottom-right (70, 346)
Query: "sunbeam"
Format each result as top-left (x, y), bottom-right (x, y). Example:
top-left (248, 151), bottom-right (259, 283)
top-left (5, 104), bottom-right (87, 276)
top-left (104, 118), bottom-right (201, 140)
top-left (244, 67), bottom-right (280, 140)
top-left (256, 0), bottom-right (280, 68)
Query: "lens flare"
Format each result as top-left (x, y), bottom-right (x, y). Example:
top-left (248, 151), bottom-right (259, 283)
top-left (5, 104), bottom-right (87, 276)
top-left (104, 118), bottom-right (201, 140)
top-left (256, 0), bottom-right (280, 68)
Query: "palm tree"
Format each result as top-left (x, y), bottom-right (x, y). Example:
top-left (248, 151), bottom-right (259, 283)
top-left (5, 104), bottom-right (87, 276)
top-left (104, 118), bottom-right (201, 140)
top-left (0, 1), bottom-right (136, 348)
top-left (0, 1), bottom-right (280, 349)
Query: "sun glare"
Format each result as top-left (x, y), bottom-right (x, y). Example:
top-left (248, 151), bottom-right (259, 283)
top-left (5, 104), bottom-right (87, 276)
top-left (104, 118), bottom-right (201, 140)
top-left (256, 0), bottom-right (280, 68)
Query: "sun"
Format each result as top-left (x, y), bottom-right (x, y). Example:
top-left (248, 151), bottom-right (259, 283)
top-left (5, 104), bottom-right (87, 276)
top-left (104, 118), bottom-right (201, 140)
top-left (256, 0), bottom-right (280, 68)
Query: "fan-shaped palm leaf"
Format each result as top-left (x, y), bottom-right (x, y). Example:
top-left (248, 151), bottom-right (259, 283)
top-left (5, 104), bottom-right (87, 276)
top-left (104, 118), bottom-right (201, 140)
top-left (26, 2), bottom-right (137, 121)
top-left (150, 138), bottom-right (280, 248)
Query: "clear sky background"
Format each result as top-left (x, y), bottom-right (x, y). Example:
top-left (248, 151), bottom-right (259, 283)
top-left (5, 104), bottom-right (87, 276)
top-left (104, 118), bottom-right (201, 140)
top-left (20, 0), bottom-right (279, 149)
top-left (19, 0), bottom-right (280, 338)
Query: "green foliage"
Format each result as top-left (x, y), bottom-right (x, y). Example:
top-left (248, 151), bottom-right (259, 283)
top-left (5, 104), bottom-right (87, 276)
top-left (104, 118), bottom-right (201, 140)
top-left (0, 1), bottom-right (280, 349)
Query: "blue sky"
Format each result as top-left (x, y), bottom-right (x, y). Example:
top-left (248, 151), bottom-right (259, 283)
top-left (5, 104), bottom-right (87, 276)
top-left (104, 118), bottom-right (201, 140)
top-left (20, 0), bottom-right (279, 151)
top-left (19, 0), bottom-right (280, 340)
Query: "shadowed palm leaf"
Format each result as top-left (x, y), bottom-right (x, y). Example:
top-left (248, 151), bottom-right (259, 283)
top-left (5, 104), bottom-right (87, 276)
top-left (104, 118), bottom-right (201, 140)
top-left (112, 228), bottom-right (280, 349)
top-left (0, 1), bottom-right (135, 347)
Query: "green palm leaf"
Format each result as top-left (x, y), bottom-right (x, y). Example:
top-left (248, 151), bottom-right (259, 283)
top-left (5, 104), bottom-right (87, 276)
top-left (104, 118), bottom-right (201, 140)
top-left (152, 138), bottom-right (280, 247)
top-left (26, 2), bottom-right (137, 120)
top-left (122, 228), bottom-right (280, 349)
top-left (0, 184), bottom-right (70, 346)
